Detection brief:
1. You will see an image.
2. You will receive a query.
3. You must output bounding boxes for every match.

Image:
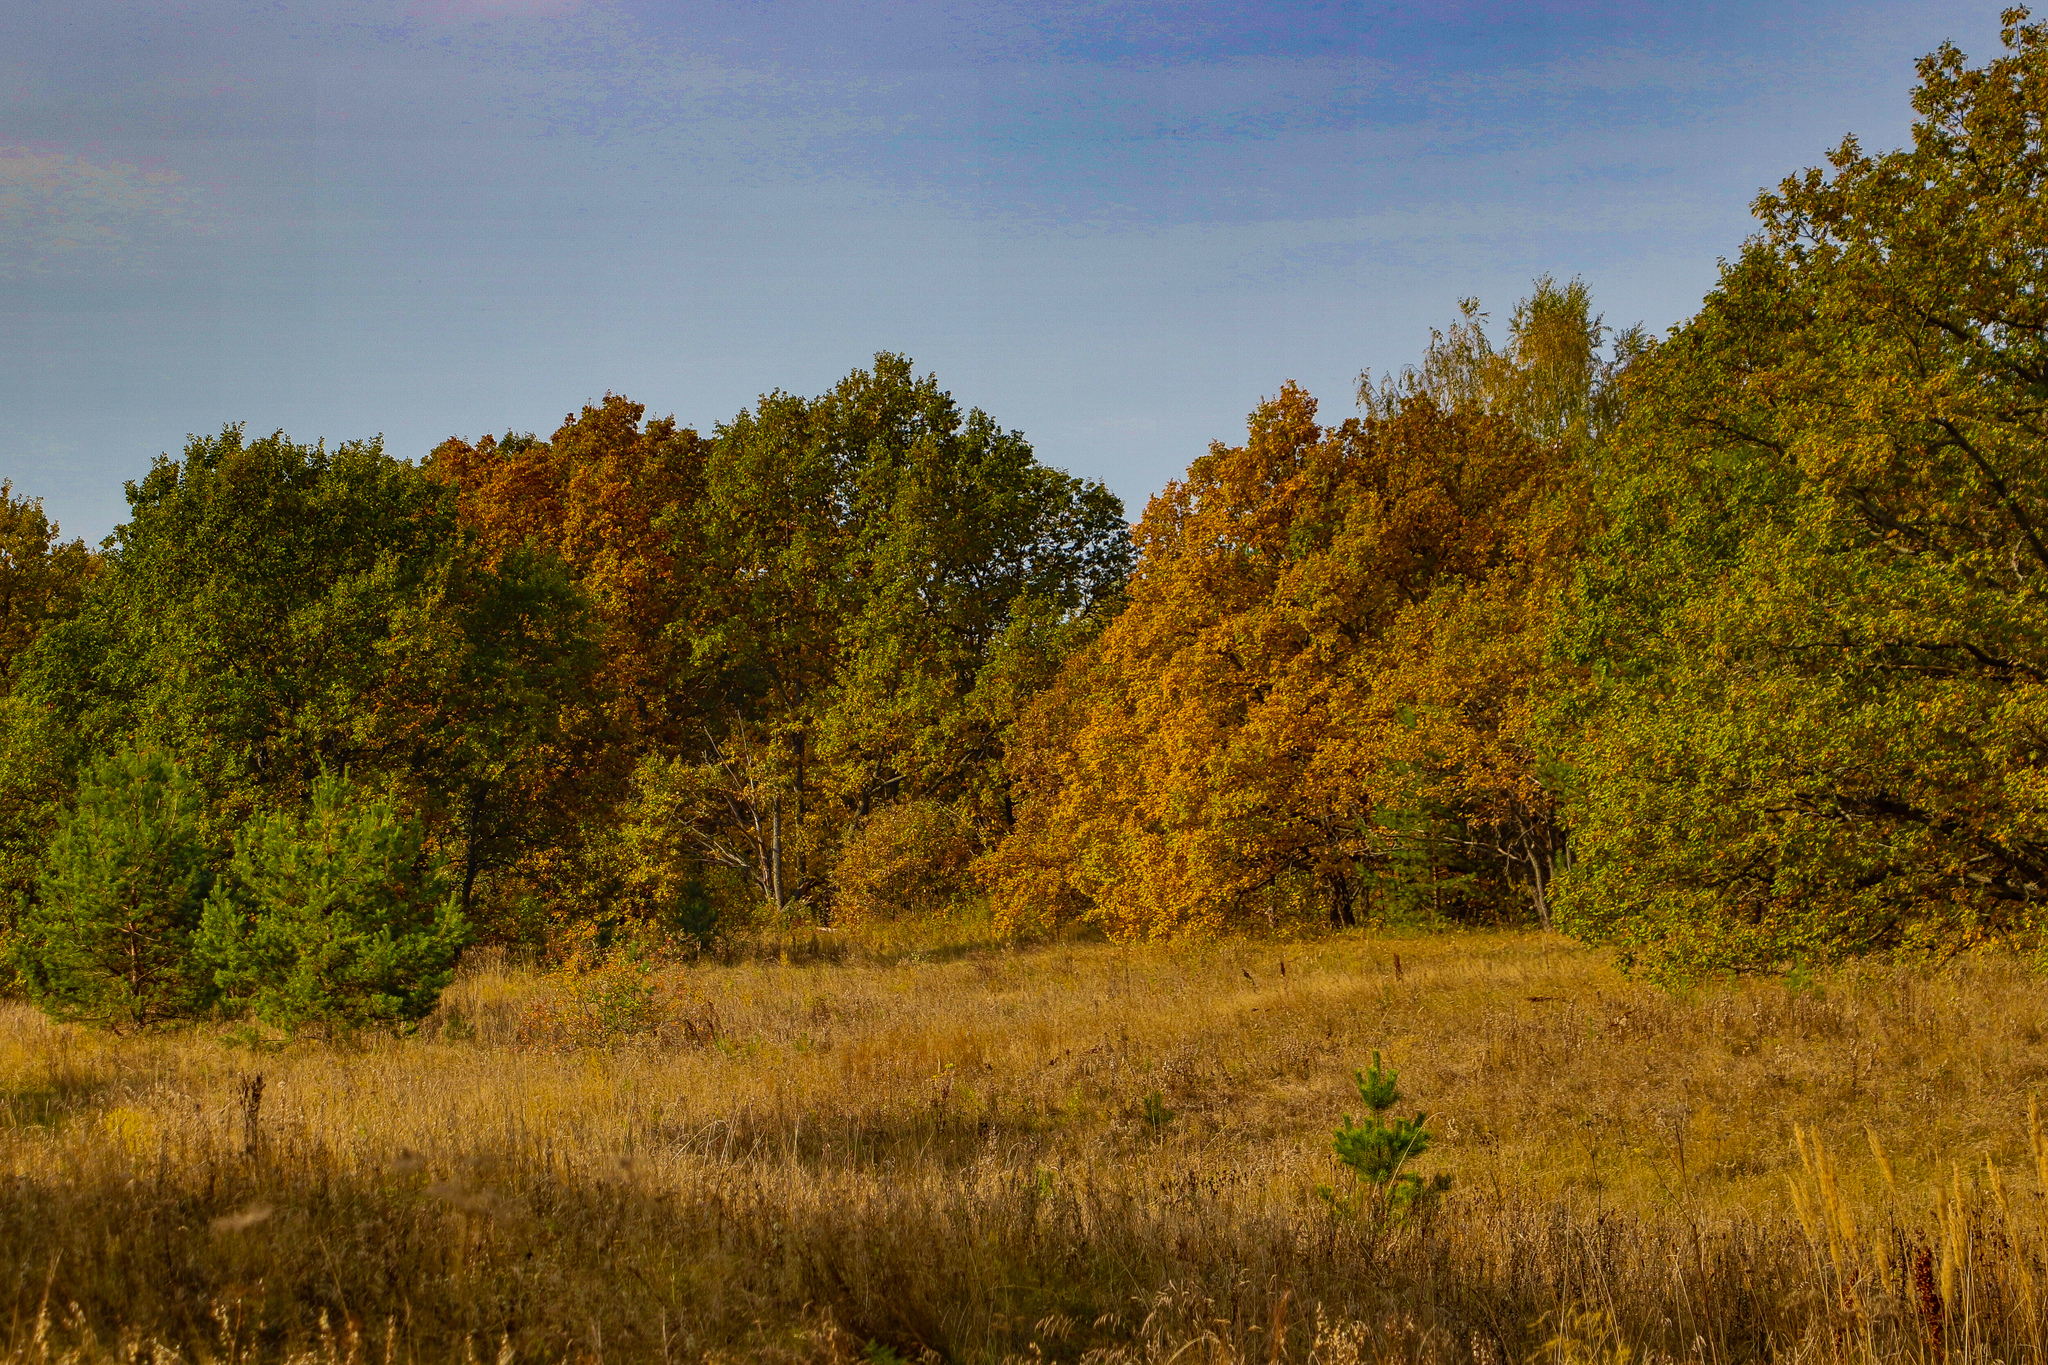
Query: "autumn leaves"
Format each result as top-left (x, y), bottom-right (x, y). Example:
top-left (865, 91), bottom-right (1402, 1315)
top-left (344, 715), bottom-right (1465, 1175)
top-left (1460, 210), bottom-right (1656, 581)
top-left (988, 309), bottom-right (1595, 942)
top-left (5, 19), bottom-right (2047, 977)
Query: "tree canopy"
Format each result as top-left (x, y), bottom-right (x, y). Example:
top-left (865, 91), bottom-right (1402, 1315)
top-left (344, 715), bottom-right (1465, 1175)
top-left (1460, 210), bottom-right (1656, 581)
top-left (427, 354), bottom-right (1133, 936)
top-left (6, 13), bottom-right (2047, 994)
top-left (986, 278), bottom-right (1620, 940)
top-left (1553, 10), bottom-right (2048, 976)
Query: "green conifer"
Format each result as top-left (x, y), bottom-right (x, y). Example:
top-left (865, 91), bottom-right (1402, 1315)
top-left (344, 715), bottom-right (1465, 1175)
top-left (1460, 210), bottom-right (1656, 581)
top-left (1329, 1052), bottom-right (1451, 1216)
top-left (197, 772), bottom-right (470, 1034)
top-left (15, 748), bottom-right (216, 1030)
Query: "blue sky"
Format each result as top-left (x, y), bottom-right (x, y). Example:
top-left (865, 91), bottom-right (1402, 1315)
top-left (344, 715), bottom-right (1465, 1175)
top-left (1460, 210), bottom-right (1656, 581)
top-left (2, 0), bottom-right (2012, 542)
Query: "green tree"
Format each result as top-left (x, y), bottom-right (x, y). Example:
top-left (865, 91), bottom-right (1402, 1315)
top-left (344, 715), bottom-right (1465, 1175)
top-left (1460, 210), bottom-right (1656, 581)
top-left (1555, 12), bottom-right (2048, 976)
top-left (1362, 277), bottom-right (1645, 447)
top-left (672, 355), bottom-right (1132, 921)
top-left (14, 427), bottom-right (454, 804)
top-left (0, 426), bottom-right (599, 941)
top-left (371, 543), bottom-right (602, 921)
top-left (0, 481), bottom-right (93, 688)
top-left (1323, 1053), bottom-right (1449, 1218)
top-left (0, 483), bottom-right (97, 920)
top-left (198, 771), bottom-right (470, 1033)
top-left (14, 748), bottom-right (215, 1030)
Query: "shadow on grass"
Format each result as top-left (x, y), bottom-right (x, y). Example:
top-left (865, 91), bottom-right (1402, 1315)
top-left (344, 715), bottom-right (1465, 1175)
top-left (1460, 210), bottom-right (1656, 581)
top-left (0, 1134), bottom-right (1990, 1365)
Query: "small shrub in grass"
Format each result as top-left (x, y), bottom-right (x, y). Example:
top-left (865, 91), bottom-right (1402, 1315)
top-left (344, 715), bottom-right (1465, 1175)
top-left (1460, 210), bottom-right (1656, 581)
top-left (14, 748), bottom-right (217, 1030)
top-left (515, 957), bottom-right (720, 1051)
top-left (663, 879), bottom-right (732, 958)
top-left (831, 800), bottom-right (976, 925)
top-left (196, 772), bottom-right (470, 1035)
top-left (1140, 1090), bottom-right (1176, 1138)
top-left (1320, 1051), bottom-right (1449, 1219)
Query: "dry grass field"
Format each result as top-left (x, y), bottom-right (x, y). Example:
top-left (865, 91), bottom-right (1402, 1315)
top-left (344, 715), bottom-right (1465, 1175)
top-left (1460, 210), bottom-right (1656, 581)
top-left (1, 927), bottom-right (2045, 1364)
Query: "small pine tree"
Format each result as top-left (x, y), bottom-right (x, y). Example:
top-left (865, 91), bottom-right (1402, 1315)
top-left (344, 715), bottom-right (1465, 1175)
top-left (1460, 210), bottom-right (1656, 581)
top-left (1327, 1052), bottom-right (1450, 1216)
top-left (14, 748), bottom-right (217, 1030)
top-left (197, 772), bottom-right (470, 1034)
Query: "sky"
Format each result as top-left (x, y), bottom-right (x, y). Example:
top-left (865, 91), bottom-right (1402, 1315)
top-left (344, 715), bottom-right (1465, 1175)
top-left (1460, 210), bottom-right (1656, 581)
top-left (1, 0), bottom-right (2015, 543)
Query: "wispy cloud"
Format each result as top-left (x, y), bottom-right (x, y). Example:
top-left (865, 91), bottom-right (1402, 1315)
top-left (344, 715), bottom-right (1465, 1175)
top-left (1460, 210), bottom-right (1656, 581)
top-left (0, 145), bottom-right (209, 275)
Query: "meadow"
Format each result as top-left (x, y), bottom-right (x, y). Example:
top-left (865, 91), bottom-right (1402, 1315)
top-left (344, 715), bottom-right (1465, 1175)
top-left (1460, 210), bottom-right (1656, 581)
top-left (0, 928), bottom-right (2043, 1364)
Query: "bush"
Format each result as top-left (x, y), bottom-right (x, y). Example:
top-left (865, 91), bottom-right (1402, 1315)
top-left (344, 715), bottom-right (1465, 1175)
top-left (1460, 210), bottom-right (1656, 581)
top-left (13, 748), bottom-right (216, 1030)
top-left (196, 772), bottom-right (470, 1034)
top-left (514, 957), bottom-right (720, 1052)
top-left (831, 801), bottom-right (975, 925)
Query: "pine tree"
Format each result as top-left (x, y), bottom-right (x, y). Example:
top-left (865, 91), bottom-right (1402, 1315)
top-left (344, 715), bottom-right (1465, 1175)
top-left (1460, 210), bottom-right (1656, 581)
top-left (15, 748), bottom-right (215, 1030)
top-left (1326, 1052), bottom-right (1450, 1217)
top-left (197, 772), bottom-right (470, 1033)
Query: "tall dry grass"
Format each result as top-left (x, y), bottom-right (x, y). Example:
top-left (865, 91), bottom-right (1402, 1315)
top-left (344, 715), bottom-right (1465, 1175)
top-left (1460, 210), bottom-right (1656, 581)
top-left (0, 929), bottom-right (2043, 1363)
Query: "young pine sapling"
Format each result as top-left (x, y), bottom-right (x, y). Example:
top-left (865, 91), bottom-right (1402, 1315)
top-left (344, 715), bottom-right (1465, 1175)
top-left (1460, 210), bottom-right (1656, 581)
top-left (1323, 1051), bottom-right (1450, 1218)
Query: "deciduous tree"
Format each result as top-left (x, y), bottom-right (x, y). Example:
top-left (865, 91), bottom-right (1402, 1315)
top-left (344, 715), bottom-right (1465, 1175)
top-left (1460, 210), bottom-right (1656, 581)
top-left (0, 428), bottom-right (598, 942)
top-left (988, 281), bottom-right (1628, 939)
top-left (432, 359), bottom-right (1131, 930)
top-left (1555, 11), bottom-right (2048, 975)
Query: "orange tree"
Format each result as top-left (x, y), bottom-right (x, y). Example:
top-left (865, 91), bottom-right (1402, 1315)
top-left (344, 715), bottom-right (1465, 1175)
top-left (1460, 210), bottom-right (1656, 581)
top-left (431, 396), bottom-right (706, 759)
top-left (987, 281), bottom-right (1627, 940)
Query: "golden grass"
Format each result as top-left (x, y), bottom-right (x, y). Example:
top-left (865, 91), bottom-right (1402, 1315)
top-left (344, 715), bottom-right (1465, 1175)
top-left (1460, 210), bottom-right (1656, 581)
top-left (0, 928), bottom-right (2044, 1363)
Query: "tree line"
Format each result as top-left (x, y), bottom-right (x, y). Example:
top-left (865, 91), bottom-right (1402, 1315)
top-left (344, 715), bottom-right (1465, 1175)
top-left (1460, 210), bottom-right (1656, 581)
top-left (2, 15), bottom-right (2045, 1024)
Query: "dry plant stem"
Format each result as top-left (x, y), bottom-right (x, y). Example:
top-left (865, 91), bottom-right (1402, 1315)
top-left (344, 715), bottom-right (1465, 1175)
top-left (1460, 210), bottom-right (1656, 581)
top-left (0, 930), bottom-right (2045, 1362)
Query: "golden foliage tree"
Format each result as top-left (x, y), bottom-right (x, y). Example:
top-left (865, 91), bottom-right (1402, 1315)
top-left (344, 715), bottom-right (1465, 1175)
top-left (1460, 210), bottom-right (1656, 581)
top-left (989, 281), bottom-right (1626, 939)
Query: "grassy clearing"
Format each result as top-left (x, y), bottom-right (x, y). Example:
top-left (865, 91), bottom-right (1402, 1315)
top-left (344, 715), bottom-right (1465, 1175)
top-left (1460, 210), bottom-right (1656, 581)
top-left (1, 929), bottom-right (2044, 1363)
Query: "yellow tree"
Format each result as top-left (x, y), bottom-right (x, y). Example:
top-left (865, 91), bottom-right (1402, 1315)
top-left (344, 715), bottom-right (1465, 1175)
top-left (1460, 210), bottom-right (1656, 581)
top-left (990, 280), bottom-right (1625, 938)
top-left (988, 386), bottom-right (1554, 937)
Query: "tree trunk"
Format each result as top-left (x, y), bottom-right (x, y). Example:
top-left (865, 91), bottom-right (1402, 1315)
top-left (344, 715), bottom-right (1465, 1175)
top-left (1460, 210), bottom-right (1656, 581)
top-left (793, 730), bottom-right (806, 900)
top-left (1327, 870), bottom-right (1357, 928)
top-left (1518, 819), bottom-right (1557, 932)
top-left (460, 782), bottom-right (485, 917)
top-left (769, 795), bottom-right (784, 917)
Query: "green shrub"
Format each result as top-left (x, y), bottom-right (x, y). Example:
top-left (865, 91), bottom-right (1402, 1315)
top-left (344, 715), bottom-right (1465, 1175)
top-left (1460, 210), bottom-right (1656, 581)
top-left (196, 772), bottom-right (469, 1034)
top-left (663, 879), bottom-right (732, 957)
top-left (13, 748), bottom-right (216, 1030)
